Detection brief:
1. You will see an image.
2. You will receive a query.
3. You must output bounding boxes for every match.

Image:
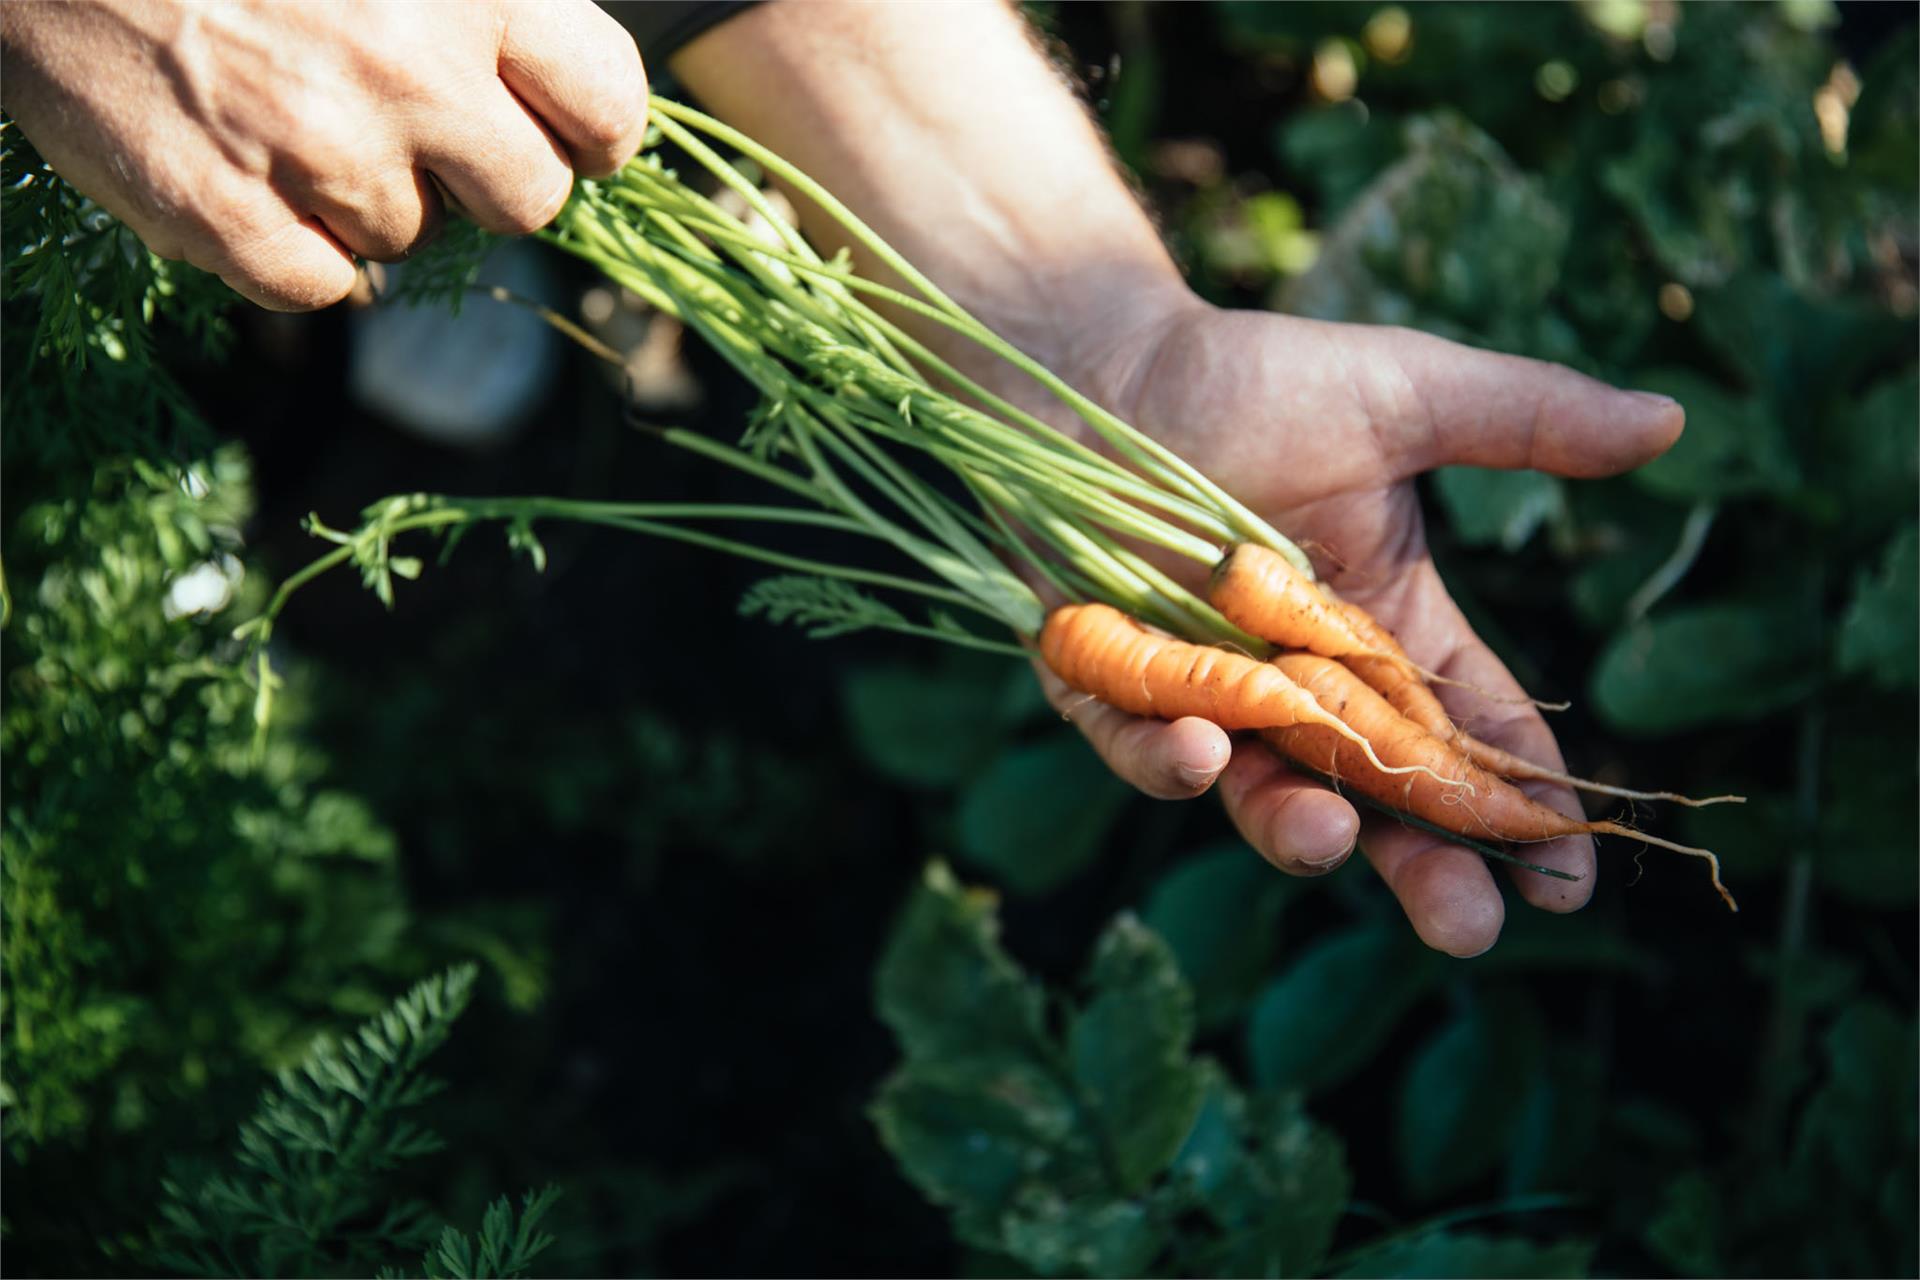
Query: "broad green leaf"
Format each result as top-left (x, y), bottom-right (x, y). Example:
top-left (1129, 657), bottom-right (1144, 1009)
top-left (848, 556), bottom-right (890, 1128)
top-left (1395, 991), bottom-right (1545, 1202)
top-left (1247, 923), bottom-right (1442, 1095)
top-left (1644, 1171), bottom-right (1724, 1277)
top-left (1849, 26), bottom-right (1920, 195)
top-left (1068, 916), bottom-right (1207, 1193)
top-left (1691, 273), bottom-right (1911, 415)
top-left (1823, 371), bottom-right (1919, 528)
top-left (1141, 843), bottom-right (1297, 1030)
top-left (1774, 999), bottom-right (1920, 1280)
top-left (1815, 726), bottom-right (1919, 908)
top-left (1474, 910), bottom-right (1657, 980)
top-left (1169, 1063), bottom-right (1248, 1203)
top-left (874, 863), bottom-right (1050, 1070)
top-left (1336, 1231), bottom-right (1593, 1279)
top-left (841, 656), bottom-right (1036, 789)
top-left (1792, 1001), bottom-right (1919, 1198)
top-left (1238, 1097), bottom-right (1350, 1278)
top-left (1505, 1045), bottom-right (1606, 1196)
top-left (1432, 468), bottom-right (1566, 551)
top-left (1275, 101), bottom-right (1405, 219)
top-left (1000, 1192), bottom-right (1165, 1278)
top-left (954, 733), bottom-right (1130, 896)
top-left (1280, 113), bottom-right (1567, 356)
top-left (1836, 524), bottom-right (1918, 691)
top-left (1630, 368), bottom-right (1797, 502)
top-left (1681, 791), bottom-right (1796, 881)
top-left (1168, 1066), bottom-right (1350, 1276)
top-left (1592, 600), bottom-right (1822, 735)
top-left (869, 1074), bottom-right (1081, 1250)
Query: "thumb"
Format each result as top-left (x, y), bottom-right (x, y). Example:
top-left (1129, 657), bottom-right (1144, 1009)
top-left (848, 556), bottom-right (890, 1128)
top-left (1382, 328), bottom-right (1685, 479)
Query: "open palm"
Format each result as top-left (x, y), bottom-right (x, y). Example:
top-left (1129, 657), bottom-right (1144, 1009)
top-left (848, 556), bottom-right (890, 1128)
top-left (1039, 304), bottom-right (1685, 957)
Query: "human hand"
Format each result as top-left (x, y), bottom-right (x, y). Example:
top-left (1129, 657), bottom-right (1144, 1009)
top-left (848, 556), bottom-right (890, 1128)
top-left (1036, 300), bottom-right (1684, 956)
top-left (1, 0), bottom-right (647, 310)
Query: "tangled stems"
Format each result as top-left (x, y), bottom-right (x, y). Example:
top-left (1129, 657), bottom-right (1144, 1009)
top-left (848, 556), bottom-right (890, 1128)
top-left (247, 93), bottom-right (1330, 734)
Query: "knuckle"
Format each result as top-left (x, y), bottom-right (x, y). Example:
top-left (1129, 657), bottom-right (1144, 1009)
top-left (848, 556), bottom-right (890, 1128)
top-left (486, 172), bottom-right (570, 235)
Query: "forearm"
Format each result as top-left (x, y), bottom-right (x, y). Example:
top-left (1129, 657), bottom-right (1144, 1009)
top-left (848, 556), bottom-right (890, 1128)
top-left (671, 0), bottom-right (1195, 404)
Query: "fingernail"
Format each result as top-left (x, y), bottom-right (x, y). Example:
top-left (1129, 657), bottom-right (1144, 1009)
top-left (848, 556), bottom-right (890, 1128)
top-left (1629, 390), bottom-right (1679, 409)
top-left (1175, 761), bottom-right (1220, 789)
top-left (1294, 846), bottom-right (1352, 874)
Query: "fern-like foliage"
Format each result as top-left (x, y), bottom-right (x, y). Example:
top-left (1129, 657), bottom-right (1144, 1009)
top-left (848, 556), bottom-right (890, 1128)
top-left (382, 217), bottom-right (500, 313)
top-left (738, 574), bottom-right (907, 638)
top-left (389, 1187), bottom-right (561, 1280)
top-left (153, 966), bottom-right (481, 1279)
top-left (1, 119), bottom-right (236, 469)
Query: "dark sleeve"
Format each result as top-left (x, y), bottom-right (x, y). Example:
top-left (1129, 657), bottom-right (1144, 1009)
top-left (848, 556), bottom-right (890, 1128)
top-left (603, 1), bottom-right (762, 63)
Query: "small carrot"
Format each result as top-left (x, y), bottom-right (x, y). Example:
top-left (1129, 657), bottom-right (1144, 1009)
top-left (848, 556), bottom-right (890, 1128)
top-left (1209, 542), bottom-right (1419, 675)
top-left (1039, 602), bottom-right (1460, 789)
top-left (1212, 543), bottom-right (1556, 710)
top-left (1264, 654), bottom-right (1737, 911)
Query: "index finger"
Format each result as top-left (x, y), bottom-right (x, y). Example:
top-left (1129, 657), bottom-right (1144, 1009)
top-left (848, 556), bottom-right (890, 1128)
top-left (498, 0), bottom-right (650, 176)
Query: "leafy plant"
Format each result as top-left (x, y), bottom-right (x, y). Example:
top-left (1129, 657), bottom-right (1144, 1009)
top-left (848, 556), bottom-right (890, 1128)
top-left (153, 965), bottom-right (561, 1280)
top-left (871, 863), bottom-right (1589, 1277)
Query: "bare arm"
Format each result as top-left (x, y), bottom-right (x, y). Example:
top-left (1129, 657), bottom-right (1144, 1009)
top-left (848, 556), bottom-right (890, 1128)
top-left (671, 1), bottom-right (1191, 405)
top-left (671, 1), bottom-right (1685, 957)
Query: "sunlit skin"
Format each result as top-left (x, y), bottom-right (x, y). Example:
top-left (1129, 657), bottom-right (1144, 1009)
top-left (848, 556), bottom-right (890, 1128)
top-left (0, 0), bottom-right (649, 309)
top-left (6, 0), bottom-right (1688, 957)
top-left (681, 0), bottom-right (1685, 957)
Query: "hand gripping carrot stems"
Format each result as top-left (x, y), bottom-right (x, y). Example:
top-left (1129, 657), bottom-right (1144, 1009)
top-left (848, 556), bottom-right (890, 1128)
top-left (244, 95), bottom-right (1741, 910)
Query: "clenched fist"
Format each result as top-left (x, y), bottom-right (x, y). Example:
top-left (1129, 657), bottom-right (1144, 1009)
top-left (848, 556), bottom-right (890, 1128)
top-left (1, 0), bottom-right (648, 310)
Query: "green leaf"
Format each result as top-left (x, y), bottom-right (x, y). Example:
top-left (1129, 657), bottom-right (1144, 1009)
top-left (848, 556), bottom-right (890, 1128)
top-left (1140, 843), bottom-right (1298, 1031)
top-left (1173, 1069), bottom-right (1351, 1278)
top-left (1792, 1000), bottom-right (1919, 1199)
top-left (841, 655), bottom-right (1036, 789)
top-left (954, 732), bottom-right (1131, 895)
top-left (1836, 524), bottom-right (1918, 691)
top-left (1068, 916), bottom-right (1207, 1193)
top-left (1815, 726), bottom-right (1919, 908)
top-left (1472, 908), bottom-right (1657, 979)
top-left (1336, 1231), bottom-right (1593, 1279)
top-left (870, 1074), bottom-right (1081, 1250)
top-left (1275, 101), bottom-right (1405, 219)
top-left (1592, 600), bottom-right (1823, 735)
top-left (1504, 1046), bottom-right (1607, 1197)
top-left (1691, 273), bottom-right (1911, 416)
top-left (999, 1192), bottom-right (1166, 1278)
top-left (1644, 1171), bottom-right (1724, 1277)
top-left (1630, 369), bottom-right (1797, 502)
top-left (1247, 922), bottom-right (1442, 1095)
top-left (1281, 114), bottom-right (1568, 354)
top-left (1396, 990), bottom-right (1546, 1202)
top-left (874, 863), bottom-right (1051, 1071)
top-left (1432, 468), bottom-right (1566, 551)
top-left (1823, 371), bottom-right (1919, 528)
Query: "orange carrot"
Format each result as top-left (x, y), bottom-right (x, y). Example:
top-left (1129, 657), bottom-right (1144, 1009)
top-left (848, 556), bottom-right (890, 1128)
top-left (1209, 543), bottom-right (1416, 673)
top-left (1262, 654), bottom-right (1736, 911)
top-left (1212, 543), bottom-right (1556, 710)
top-left (1039, 603), bottom-right (1458, 788)
top-left (1329, 600), bottom-right (1741, 809)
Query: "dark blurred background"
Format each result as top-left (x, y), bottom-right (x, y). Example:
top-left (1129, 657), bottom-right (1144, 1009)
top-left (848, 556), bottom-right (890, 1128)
top-left (4, 3), bottom-right (1915, 1277)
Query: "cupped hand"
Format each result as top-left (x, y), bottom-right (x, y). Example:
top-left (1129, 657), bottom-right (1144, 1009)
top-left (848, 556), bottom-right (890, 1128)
top-left (1039, 301), bottom-right (1684, 957)
top-left (1, 0), bottom-right (648, 310)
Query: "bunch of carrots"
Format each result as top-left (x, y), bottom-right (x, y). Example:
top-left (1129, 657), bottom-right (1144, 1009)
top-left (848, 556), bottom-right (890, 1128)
top-left (246, 96), bottom-right (1740, 910)
top-left (1045, 545), bottom-right (1738, 910)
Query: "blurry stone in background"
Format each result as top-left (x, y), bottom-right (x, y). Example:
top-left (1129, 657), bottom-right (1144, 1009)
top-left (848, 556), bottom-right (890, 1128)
top-left (348, 240), bottom-right (563, 449)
